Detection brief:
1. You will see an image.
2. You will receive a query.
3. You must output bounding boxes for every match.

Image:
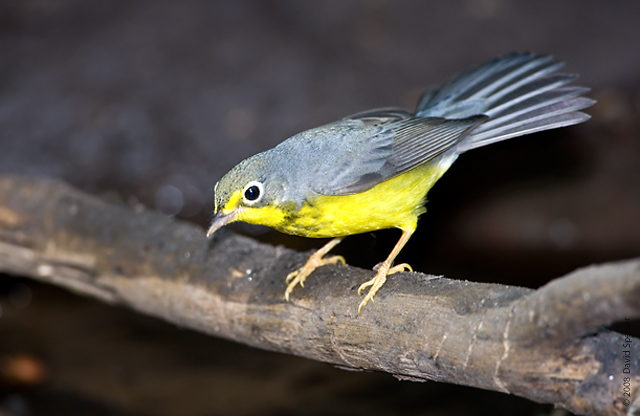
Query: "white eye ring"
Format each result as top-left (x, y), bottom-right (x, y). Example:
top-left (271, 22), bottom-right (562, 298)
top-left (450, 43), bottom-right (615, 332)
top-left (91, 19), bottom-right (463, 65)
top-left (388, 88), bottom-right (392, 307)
top-left (242, 181), bottom-right (264, 205)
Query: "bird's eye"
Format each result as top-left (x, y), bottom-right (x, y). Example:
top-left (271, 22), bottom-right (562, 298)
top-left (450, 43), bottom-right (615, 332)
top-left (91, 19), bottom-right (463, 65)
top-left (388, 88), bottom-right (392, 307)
top-left (245, 186), bottom-right (259, 200)
top-left (242, 181), bottom-right (264, 204)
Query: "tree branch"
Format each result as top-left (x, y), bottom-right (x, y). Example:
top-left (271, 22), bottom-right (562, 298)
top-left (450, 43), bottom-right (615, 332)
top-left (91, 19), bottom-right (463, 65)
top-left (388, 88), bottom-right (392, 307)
top-left (0, 174), bottom-right (638, 415)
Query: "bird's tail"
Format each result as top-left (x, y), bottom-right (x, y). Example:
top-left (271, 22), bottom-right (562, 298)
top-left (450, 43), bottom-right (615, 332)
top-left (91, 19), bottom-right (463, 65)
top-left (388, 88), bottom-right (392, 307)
top-left (415, 53), bottom-right (595, 152)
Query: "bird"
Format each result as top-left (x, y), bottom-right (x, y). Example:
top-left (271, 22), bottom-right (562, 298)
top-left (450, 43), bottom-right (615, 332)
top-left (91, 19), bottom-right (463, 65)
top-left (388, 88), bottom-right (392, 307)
top-left (206, 52), bottom-right (595, 314)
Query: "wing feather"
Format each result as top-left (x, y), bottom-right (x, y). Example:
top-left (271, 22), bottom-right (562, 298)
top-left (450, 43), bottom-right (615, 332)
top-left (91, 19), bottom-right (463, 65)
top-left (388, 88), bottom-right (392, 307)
top-left (317, 114), bottom-right (486, 195)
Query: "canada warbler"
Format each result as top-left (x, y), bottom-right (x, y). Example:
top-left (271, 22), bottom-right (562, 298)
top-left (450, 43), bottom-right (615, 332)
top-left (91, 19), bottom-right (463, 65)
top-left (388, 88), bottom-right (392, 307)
top-left (207, 53), bottom-right (594, 314)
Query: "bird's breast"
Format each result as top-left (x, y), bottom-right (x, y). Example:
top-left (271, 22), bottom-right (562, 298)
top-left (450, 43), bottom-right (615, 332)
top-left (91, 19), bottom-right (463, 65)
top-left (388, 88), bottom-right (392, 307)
top-left (273, 161), bottom-right (452, 238)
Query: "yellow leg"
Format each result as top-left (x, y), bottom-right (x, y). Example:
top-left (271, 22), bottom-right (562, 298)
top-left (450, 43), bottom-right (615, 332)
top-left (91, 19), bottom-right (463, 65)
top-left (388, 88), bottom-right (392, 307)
top-left (285, 237), bottom-right (345, 302)
top-left (357, 228), bottom-right (414, 314)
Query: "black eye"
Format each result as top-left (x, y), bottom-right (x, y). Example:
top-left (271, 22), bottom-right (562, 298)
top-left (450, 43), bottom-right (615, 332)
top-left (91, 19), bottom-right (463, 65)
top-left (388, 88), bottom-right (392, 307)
top-left (242, 181), bottom-right (264, 204)
top-left (244, 185), bottom-right (260, 201)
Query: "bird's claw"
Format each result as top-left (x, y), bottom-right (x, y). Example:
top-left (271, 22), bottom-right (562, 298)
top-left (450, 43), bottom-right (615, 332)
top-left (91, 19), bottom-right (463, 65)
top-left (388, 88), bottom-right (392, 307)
top-left (357, 262), bottom-right (412, 314)
top-left (284, 254), bottom-right (345, 302)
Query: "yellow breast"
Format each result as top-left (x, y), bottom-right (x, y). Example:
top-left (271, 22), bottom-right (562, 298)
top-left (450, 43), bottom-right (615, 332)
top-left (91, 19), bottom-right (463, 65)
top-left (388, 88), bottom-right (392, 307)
top-left (237, 160), bottom-right (453, 238)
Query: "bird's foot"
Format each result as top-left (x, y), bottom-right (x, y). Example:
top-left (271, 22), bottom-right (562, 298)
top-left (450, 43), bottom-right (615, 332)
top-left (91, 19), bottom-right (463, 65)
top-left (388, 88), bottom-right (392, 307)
top-left (284, 253), bottom-right (345, 302)
top-left (357, 263), bottom-right (412, 314)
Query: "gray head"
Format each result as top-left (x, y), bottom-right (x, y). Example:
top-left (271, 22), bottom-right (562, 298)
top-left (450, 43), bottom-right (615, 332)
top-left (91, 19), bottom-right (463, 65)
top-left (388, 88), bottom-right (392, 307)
top-left (207, 150), bottom-right (289, 237)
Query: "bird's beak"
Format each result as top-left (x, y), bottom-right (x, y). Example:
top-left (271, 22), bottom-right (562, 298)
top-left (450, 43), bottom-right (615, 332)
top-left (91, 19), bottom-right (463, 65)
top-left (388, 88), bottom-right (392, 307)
top-left (206, 209), bottom-right (242, 238)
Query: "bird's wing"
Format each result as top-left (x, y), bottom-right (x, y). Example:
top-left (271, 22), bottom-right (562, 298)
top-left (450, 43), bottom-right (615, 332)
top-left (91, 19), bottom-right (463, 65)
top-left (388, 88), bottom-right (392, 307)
top-left (314, 110), bottom-right (487, 196)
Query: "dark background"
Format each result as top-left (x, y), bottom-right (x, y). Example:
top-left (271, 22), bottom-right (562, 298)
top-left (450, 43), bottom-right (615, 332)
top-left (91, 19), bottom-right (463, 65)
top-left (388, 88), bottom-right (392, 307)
top-left (1, 1), bottom-right (639, 415)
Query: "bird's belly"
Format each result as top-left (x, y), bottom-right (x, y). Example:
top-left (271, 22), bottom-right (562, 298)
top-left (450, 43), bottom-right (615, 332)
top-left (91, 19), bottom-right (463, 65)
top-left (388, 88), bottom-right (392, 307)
top-left (278, 161), bottom-right (452, 238)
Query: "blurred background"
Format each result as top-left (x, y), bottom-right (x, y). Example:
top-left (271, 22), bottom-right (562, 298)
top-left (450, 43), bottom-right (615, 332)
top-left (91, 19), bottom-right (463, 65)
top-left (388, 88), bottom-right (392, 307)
top-left (1, 1), bottom-right (639, 415)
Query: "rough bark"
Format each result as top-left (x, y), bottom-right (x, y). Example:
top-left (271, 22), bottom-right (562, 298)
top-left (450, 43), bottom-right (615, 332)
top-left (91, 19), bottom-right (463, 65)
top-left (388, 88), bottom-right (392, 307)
top-left (0, 174), bottom-right (638, 416)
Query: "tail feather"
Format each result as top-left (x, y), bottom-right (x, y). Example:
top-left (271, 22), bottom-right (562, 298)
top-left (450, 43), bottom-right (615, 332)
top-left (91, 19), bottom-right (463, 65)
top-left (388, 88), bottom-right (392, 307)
top-left (455, 58), bottom-right (562, 104)
top-left (477, 89), bottom-right (591, 133)
top-left (488, 86), bottom-right (588, 123)
top-left (486, 75), bottom-right (578, 117)
top-left (463, 97), bottom-right (594, 149)
top-left (414, 53), bottom-right (594, 152)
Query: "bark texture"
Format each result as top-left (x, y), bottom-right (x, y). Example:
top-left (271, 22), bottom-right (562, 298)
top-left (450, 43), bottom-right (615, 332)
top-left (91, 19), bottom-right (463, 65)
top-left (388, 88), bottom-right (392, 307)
top-left (0, 175), bottom-right (638, 415)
